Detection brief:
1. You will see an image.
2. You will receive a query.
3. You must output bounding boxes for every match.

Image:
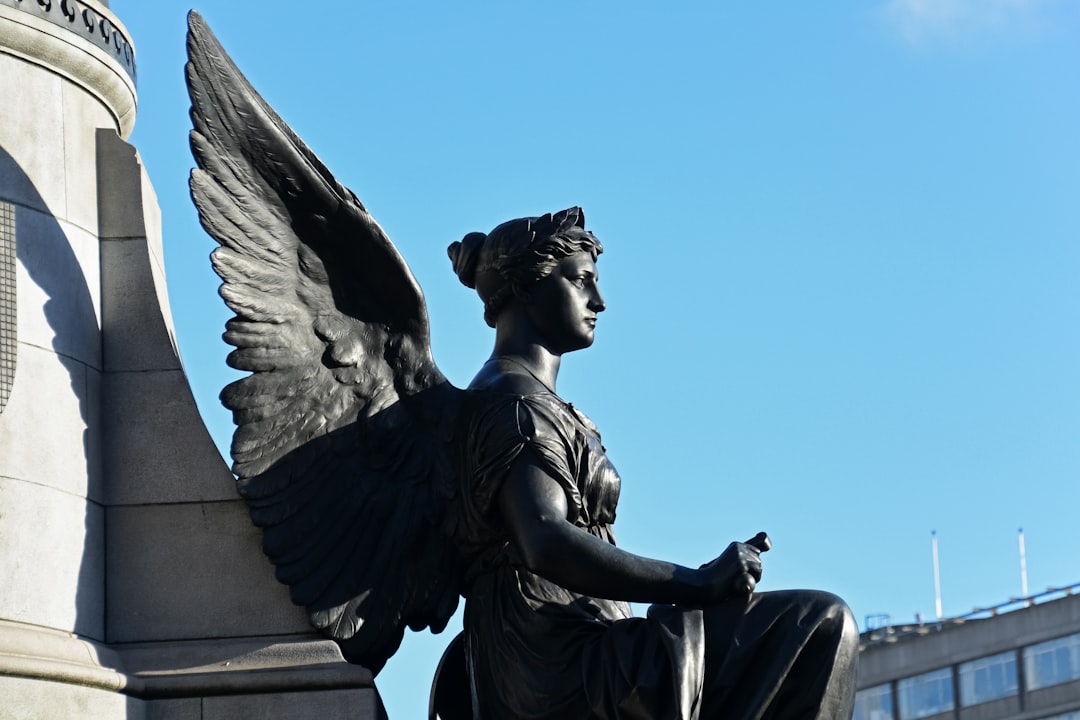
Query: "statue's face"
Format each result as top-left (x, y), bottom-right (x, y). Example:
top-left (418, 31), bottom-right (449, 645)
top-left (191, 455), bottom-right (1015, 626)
top-left (525, 251), bottom-right (605, 355)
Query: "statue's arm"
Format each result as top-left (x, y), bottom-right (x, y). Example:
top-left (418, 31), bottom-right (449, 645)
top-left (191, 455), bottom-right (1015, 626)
top-left (497, 452), bottom-right (763, 604)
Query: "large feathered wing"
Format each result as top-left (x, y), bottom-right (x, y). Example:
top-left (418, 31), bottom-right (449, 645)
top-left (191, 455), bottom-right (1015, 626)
top-left (185, 11), bottom-right (461, 673)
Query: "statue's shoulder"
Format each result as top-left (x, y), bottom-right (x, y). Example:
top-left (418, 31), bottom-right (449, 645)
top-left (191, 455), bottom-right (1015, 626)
top-left (467, 360), bottom-right (548, 397)
top-left (458, 381), bottom-right (558, 437)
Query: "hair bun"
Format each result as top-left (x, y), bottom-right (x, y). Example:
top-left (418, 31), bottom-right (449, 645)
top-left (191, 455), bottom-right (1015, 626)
top-left (448, 231), bottom-right (487, 289)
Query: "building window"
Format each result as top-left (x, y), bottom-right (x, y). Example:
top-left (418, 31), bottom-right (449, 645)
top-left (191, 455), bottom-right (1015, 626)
top-left (854, 684), bottom-right (894, 720)
top-left (1038, 713), bottom-right (1080, 720)
top-left (959, 650), bottom-right (1018, 706)
top-left (1024, 633), bottom-right (1080, 690)
top-left (898, 668), bottom-right (954, 720)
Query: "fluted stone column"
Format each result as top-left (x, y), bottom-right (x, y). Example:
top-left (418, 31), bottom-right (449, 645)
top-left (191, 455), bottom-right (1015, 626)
top-left (0, 2), bottom-right (383, 717)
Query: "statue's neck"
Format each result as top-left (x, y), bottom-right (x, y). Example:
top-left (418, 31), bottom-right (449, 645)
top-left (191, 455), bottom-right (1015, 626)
top-left (491, 332), bottom-right (561, 393)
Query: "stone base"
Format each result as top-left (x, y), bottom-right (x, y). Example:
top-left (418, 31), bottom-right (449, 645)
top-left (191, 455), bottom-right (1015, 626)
top-left (0, 620), bottom-right (386, 720)
top-left (0, 678), bottom-right (385, 720)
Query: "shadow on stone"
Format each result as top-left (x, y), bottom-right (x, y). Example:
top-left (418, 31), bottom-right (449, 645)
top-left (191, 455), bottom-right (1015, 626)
top-left (1, 141), bottom-right (103, 639)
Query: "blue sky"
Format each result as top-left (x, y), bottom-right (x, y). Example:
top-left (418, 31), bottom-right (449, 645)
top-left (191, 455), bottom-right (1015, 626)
top-left (113, 1), bottom-right (1080, 716)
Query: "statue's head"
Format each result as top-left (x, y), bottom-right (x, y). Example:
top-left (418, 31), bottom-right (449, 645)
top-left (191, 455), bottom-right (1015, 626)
top-left (447, 207), bottom-right (604, 328)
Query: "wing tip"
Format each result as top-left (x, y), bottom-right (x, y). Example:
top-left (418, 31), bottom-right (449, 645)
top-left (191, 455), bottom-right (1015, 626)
top-left (186, 9), bottom-right (225, 72)
top-left (187, 10), bottom-right (208, 37)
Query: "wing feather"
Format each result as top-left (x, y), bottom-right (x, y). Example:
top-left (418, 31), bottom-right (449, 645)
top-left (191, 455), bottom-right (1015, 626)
top-left (187, 11), bottom-right (461, 672)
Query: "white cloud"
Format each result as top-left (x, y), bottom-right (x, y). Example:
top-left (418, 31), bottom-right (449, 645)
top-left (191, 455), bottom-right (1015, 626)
top-left (883, 0), bottom-right (1060, 46)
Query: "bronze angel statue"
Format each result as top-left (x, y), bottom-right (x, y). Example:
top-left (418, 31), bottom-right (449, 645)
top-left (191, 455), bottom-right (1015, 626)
top-left (186, 12), bottom-right (858, 720)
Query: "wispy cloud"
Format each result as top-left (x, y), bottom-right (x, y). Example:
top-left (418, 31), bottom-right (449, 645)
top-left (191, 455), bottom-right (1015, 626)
top-left (882, 0), bottom-right (1061, 46)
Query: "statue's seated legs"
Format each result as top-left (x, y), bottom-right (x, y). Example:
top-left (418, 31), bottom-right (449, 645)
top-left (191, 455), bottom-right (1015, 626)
top-left (430, 632), bottom-right (473, 720)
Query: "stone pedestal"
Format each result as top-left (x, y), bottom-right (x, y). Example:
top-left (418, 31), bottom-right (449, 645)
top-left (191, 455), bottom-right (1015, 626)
top-left (0, 2), bottom-right (384, 717)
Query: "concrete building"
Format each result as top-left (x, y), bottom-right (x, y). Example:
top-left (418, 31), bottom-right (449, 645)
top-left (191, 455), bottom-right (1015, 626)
top-left (856, 586), bottom-right (1080, 720)
top-left (0, 1), bottom-right (383, 716)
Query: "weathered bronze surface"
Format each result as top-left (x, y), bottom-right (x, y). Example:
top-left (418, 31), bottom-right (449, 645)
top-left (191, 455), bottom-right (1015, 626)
top-left (186, 11), bottom-right (858, 718)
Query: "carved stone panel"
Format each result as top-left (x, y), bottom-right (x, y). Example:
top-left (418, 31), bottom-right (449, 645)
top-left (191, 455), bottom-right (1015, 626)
top-left (0, 201), bottom-right (13, 413)
top-left (0, 0), bottom-right (136, 83)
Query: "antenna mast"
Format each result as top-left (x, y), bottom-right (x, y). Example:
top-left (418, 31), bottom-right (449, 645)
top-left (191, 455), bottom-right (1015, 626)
top-left (1018, 528), bottom-right (1029, 597)
top-left (932, 530), bottom-right (943, 620)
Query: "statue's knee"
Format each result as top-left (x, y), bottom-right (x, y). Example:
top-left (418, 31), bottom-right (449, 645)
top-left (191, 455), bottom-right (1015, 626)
top-left (809, 591), bottom-right (858, 646)
top-left (838, 602), bottom-right (858, 647)
top-left (824, 595), bottom-right (859, 656)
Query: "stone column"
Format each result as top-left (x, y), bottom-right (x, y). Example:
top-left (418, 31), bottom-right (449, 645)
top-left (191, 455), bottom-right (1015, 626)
top-left (0, 2), bottom-right (383, 717)
top-left (0, 0), bottom-right (133, 700)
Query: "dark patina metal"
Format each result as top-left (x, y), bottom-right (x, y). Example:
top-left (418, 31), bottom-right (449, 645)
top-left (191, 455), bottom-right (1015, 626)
top-left (185, 12), bottom-right (859, 718)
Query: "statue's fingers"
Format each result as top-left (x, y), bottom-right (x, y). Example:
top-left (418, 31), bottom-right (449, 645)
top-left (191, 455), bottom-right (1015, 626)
top-left (746, 532), bottom-right (771, 553)
top-left (735, 573), bottom-right (757, 596)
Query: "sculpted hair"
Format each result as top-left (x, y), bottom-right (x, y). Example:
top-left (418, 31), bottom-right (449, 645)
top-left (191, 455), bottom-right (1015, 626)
top-left (448, 207), bottom-right (603, 328)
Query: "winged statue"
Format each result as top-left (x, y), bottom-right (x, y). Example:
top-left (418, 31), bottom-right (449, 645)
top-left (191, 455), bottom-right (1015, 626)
top-left (186, 11), bottom-right (859, 719)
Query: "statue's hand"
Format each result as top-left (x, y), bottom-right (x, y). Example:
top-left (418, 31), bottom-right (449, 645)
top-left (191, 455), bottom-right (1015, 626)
top-left (699, 532), bottom-right (770, 602)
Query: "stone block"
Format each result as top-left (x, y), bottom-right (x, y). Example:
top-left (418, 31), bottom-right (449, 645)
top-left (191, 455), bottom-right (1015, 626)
top-left (120, 634), bottom-right (373, 698)
top-left (102, 368), bottom-right (236, 506)
top-left (0, 477), bottom-right (105, 639)
top-left (0, 619), bottom-right (125, 692)
top-left (203, 688), bottom-right (387, 720)
top-left (97, 130), bottom-right (182, 376)
top-left (0, 343), bottom-right (99, 501)
top-left (97, 129), bottom-right (149, 241)
top-left (86, 363), bottom-right (104, 502)
top-left (137, 168), bottom-right (173, 363)
top-left (0, 53), bottom-right (66, 217)
top-left (0, 676), bottom-right (139, 720)
top-left (63, 79), bottom-right (115, 236)
top-left (100, 238), bottom-right (182, 374)
top-left (106, 500), bottom-right (310, 643)
top-left (138, 159), bottom-right (165, 267)
top-left (144, 699), bottom-right (201, 720)
top-left (16, 207), bottom-right (102, 370)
